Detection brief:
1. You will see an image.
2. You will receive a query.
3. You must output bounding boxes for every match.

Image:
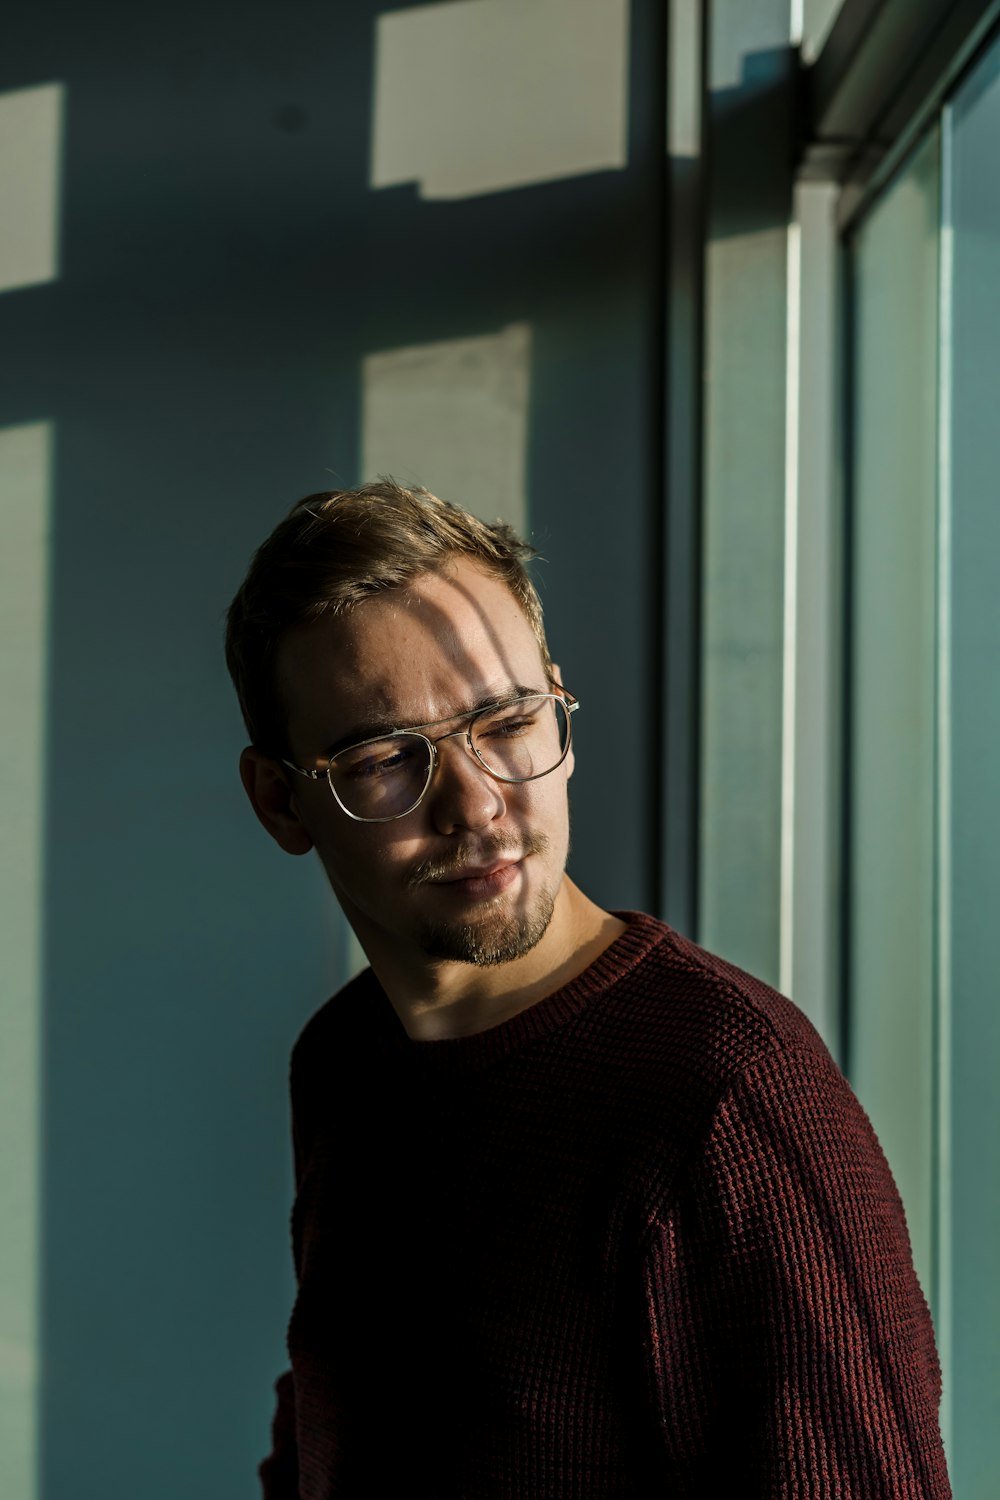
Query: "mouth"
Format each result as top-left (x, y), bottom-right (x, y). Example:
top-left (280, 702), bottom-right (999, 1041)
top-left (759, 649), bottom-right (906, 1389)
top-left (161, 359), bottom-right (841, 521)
top-left (406, 833), bottom-right (549, 896)
top-left (431, 857), bottom-right (524, 901)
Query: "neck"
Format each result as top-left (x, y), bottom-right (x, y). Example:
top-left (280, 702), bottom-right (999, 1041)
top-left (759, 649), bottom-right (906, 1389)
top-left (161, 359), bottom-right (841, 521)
top-left (356, 877), bottom-right (626, 1041)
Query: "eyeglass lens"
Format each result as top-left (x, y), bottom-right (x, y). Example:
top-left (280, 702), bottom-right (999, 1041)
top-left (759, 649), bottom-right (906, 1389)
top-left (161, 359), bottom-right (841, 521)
top-left (330, 694), bottom-right (571, 820)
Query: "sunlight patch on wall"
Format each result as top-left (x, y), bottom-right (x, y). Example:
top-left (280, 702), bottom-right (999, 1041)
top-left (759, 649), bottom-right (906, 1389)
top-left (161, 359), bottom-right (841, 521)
top-left (801, 0), bottom-right (845, 62)
top-left (362, 323), bottom-right (531, 535)
top-left (371, 0), bottom-right (629, 199)
top-left (0, 84), bottom-right (64, 294)
top-left (0, 421), bottom-right (52, 1500)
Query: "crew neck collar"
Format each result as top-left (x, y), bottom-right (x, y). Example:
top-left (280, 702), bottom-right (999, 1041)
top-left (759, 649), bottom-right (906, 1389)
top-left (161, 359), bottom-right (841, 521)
top-left (390, 910), bottom-right (667, 1076)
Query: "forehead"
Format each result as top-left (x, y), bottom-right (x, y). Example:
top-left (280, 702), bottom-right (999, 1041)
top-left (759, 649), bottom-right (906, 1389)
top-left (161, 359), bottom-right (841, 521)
top-left (277, 558), bottom-right (546, 743)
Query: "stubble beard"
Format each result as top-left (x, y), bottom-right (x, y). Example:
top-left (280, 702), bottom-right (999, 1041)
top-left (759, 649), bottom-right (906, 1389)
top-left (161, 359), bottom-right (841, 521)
top-left (419, 882), bottom-right (558, 966)
top-left (409, 830), bottom-right (560, 967)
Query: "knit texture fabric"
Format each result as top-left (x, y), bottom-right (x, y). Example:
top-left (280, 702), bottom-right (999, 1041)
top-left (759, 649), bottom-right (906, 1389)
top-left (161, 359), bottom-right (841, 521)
top-left (260, 912), bottom-right (950, 1498)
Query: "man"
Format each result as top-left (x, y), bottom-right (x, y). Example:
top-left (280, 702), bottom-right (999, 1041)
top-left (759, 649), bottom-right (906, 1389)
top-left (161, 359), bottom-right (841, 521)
top-left (227, 481), bottom-right (949, 1498)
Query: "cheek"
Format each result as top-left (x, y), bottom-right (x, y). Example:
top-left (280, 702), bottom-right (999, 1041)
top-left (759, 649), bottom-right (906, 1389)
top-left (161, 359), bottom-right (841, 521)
top-left (319, 825), bottom-right (422, 884)
top-left (521, 776), bottom-right (571, 841)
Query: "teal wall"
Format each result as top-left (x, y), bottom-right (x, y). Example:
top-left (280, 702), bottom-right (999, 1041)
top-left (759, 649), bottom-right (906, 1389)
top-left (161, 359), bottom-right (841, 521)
top-left (1, 3), bottom-right (667, 1494)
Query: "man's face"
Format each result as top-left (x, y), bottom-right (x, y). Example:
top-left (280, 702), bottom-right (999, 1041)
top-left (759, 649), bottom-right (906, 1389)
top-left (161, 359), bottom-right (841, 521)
top-left (274, 556), bottom-right (574, 978)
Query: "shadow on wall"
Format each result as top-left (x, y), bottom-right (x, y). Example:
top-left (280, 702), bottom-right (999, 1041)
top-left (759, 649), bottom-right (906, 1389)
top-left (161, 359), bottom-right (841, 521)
top-left (708, 46), bottom-right (796, 238)
top-left (0, 1), bottom-right (671, 1496)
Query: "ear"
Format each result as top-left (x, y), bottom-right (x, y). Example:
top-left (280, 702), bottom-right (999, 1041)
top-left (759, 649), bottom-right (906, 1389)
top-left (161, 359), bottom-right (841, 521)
top-left (549, 663), bottom-right (576, 781)
top-left (239, 747), bottom-right (315, 856)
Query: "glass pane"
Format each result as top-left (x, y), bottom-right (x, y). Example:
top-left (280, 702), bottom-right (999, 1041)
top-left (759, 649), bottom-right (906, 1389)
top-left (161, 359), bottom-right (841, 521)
top-left (847, 128), bottom-right (940, 1306)
top-left (943, 32), bottom-right (1000, 1492)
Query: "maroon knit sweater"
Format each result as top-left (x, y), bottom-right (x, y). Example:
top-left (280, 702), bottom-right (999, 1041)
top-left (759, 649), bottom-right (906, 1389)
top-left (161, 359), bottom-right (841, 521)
top-left (260, 912), bottom-right (949, 1498)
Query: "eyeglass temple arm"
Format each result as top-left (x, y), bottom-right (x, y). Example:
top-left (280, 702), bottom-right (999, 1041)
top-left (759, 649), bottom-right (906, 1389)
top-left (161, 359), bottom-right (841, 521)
top-left (281, 759), bottom-right (324, 780)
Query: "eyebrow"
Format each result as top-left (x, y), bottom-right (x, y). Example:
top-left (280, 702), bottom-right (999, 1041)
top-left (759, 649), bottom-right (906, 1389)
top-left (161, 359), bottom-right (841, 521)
top-left (323, 684), bottom-right (548, 760)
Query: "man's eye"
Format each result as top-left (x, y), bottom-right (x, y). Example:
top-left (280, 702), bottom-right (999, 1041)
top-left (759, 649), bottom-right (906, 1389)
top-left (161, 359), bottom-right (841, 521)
top-left (482, 713), bottom-right (536, 739)
top-left (344, 743), bottom-right (415, 779)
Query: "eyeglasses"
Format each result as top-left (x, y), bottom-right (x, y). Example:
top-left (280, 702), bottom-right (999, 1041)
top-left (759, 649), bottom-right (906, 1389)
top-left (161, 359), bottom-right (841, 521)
top-left (282, 690), bottom-right (578, 822)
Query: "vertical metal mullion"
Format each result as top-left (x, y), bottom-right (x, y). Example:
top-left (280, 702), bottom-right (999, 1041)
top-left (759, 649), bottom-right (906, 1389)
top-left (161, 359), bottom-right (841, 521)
top-left (932, 103), bottom-right (953, 1464)
top-left (837, 228), bottom-right (857, 1079)
top-left (659, 0), bottom-right (706, 935)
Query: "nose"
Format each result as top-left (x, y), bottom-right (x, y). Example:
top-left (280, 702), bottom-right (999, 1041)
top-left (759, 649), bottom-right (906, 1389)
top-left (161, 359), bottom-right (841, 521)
top-left (427, 729), bottom-right (506, 834)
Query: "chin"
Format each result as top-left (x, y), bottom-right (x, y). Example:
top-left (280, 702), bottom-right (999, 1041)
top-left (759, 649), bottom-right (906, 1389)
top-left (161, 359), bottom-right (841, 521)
top-left (419, 890), bottom-right (557, 967)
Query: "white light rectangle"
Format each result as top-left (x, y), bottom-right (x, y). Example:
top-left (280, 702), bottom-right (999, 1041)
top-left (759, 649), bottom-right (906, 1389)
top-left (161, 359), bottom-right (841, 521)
top-left (0, 420), bottom-right (52, 1500)
top-left (0, 83), bottom-right (64, 294)
top-left (362, 323), bottom-right (531, 536)
top-left (372, 0), bottom-right (628, 200)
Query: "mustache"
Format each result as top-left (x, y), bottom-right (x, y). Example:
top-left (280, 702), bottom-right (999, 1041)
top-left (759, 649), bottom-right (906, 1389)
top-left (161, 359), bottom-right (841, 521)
top-left (406, 832), bottom-right (550, 890)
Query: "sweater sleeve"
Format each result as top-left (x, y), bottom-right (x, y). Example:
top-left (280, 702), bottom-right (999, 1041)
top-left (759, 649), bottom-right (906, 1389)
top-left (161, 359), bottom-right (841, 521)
top-left (642, 1043), bottom-right (951, 1497)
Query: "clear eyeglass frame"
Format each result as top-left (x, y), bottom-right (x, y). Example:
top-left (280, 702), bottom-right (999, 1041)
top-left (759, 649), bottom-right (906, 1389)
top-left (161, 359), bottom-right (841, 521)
top-left (281, 689), bottom-right (579, 823)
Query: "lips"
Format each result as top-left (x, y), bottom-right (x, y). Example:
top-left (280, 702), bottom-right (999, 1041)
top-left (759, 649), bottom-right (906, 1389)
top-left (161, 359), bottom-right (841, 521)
top-left (437, 857), bottom-right (521, 884)
top-left (428, 857), bottom-right (524, 901)
top-left (406, 832), bottom-right (549, 892)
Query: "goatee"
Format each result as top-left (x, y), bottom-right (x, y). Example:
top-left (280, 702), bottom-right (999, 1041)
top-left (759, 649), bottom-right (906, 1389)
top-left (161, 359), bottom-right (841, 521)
top-left (409, 831), bottom-right (556, 966)
top-left (419, 885), bottom-right (557, 966)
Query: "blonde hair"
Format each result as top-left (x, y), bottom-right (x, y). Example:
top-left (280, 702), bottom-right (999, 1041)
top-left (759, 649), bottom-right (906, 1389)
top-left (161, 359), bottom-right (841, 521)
top-left (225, 480), bottom-right (551, 753)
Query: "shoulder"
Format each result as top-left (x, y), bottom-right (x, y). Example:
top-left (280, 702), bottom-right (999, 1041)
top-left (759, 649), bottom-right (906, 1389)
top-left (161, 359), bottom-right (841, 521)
top-left (588, 913), bottom-right (881, 1203)
top-left (289, 965), bottom-right (401, 1097)
top-left (601, 911), bottom-right (837, 1099)
top-left (611, 918), bottom-right (905, 1235)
